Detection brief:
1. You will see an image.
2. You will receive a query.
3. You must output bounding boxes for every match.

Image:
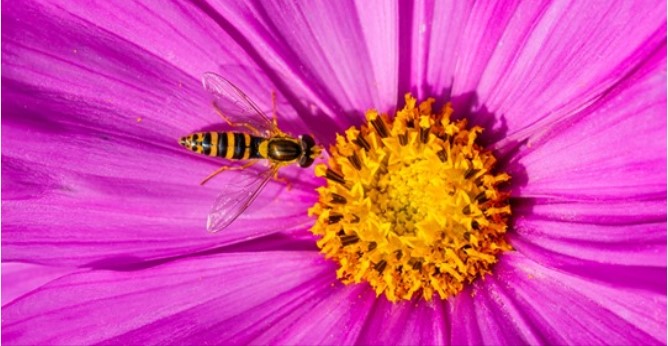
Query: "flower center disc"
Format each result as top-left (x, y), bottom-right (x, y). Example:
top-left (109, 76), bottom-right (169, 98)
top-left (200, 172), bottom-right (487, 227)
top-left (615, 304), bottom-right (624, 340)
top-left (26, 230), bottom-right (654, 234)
top-left (309, 94), bottom-right (512, 302)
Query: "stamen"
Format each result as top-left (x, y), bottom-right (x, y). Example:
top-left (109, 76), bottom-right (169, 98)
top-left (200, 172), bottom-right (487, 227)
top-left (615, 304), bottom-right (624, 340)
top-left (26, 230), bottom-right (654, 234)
top-left (347, 153), bottom-right (362, 170)
top-left (309, 94), bottom-right (511, 302)
top-left (340, 234), bottom-right (360, 246)
top-left (316, 166), bottom-right (346, 185)
top-left (330, 193), bottom-right (347, 204)
top-left (327, 213), bottom-right (344, 224)
top-left (368, 111), bottom-right (389, 138)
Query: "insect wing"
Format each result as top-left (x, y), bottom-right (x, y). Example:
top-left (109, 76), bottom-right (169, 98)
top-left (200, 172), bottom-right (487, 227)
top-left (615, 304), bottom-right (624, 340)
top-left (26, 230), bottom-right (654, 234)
top-left (202, 72), bottom-right (274, 135)
top-left (206, 166), bottom-right (277, 233)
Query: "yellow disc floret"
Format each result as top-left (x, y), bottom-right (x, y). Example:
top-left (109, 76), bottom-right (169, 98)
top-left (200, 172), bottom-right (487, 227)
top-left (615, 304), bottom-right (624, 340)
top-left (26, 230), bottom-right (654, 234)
top-left (309, 94), bottom-right (512, 302)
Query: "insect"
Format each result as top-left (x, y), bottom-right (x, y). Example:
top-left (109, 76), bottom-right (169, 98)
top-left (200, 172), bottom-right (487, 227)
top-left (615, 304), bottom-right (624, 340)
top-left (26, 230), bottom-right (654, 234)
top-left (179, 72), bottom-right (322, 233)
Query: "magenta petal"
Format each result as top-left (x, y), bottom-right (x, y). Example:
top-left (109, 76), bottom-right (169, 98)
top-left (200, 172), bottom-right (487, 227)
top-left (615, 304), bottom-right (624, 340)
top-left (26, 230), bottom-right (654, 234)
top-left (2, 252), bottom-right (353, 345)
top-left (478, 1), bottom-right (665, 141)
top-left (3, 147), bottom-right (317, 266)
top-left (3, 0), bottom-right (324, 136)
top-left (20, 1), bottom-right (255, 81)
top-left (4, 0), bottom-right (325, 266)
top-left (357, 296), bottom-right (448, 345)
top-left (5, 0), bottom-right (223, 135)
top-left (246, 282), bottom-right (374, 345)
top-left (414, 1), bottom-right (526, 100)
top-left (449, 286), bottom-right (483, 345)
top-left (450, 281), bottom-right (538, 346)
top-left (501, 42), bottom-right (666, 287)
top-left (213, 1), bottom-right (398, 125)
top-left (451, 251), bottom-right (665, 345)
top-left (512, 199), bottom-right (665, 267)
top-left (509, 42), bottom-right (665, 199)
top-left (103, 263), bottom-right (373, 346)
top-left (509, 198), bottom-right (666, 299)
top-left (2, 263), bottom-right (82, 306)
top-left (485, 252), bottom-right (667, 345)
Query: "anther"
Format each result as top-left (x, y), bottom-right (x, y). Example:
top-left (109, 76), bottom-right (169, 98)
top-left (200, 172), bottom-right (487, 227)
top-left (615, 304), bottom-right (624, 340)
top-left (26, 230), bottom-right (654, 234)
top-left (437, 150), bottom-right (447, 162)
top-left (325, 168), bottom-right (346, 185)
top-left (340, 234), bottom-right (360, 246)
top-left (369, 115), bottom-right (389, 138)
top-left (419, 127), bottom-right (430, 144)
top-left (411, 260), bottom-right (422, 271)
top-left (353, 135), bottom-right (371, 151)
top-left (330, 193), bottom-right (347, 204)
top-left (327, 213), bottom-right (344, 224)
top-left (398, 133), bottom-right (408, 146)
top-left (347, 153), bottom-right (362, 170)
top-left (464, 168), bottom-right (479, 179)
top-left (475, 191), bottom-right (488, 203)
top-left (374, 260), bottom-right (387, 274)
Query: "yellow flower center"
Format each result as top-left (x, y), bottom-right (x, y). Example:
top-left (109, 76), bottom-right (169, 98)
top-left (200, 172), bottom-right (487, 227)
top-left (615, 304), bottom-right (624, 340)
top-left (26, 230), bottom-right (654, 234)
top-left (309, 94), bottom-right (512, 302)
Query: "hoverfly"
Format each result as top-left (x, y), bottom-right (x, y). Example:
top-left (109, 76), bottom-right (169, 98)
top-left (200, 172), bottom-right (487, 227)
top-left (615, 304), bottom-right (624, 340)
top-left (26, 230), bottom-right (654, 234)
top-left (179, 72), bottom-right (322, 233)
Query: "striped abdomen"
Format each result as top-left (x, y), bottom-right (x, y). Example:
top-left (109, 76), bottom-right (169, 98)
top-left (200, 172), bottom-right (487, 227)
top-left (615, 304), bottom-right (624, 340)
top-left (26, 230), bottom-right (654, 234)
top-left (179, 132), bottom-right (265, 160)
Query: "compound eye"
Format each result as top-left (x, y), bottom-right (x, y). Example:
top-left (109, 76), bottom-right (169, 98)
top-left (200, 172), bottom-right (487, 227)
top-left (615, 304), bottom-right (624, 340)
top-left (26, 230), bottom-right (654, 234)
top-left (300, 134), bottom-right (316, 148)
top-left (299, 154), bottom-right (315, 168)
top-left (299, 134), bottom-right (317, 167)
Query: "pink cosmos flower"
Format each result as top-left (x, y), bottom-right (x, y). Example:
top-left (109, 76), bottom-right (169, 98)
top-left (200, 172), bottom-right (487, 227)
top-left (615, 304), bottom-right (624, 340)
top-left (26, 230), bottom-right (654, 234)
top-left (3, 0), bottom-right (666, 345)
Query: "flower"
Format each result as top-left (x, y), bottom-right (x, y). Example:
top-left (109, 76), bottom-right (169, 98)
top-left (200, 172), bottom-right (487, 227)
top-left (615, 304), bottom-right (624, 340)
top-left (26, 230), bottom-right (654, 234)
top-left (3, 1), bottom-right (666, 345)
top-left (310, 96), bottom-right (514, 302)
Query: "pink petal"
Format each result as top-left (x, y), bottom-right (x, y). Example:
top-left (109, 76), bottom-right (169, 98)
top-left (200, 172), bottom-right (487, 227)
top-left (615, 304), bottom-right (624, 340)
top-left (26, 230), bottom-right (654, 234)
top-left (479, 1), bottom-right (665, 143)
top-left (413, 1), bottom-right (524, 101)
top-left (449, 286), bottom-right (483, 345)
top-left (450, 281), bottom-right (539, 345)
top-left (4, 0), bottom-right (324, 135)
top-left (213, 1), bottom-right (399, 133)
top-left (510, 199), bottom-right (666, 291)
top-left (2, 252), bottom-right (371, 345)
top-left (246, 282), bottom-right (374, 345)
top-left (5, 0), bottom-right (218, 134)
top-left (481, 252), bottom-right (666, 344)
top-left (3, 148), bottom-right (317, 266)
top-left (4, 0), bottom-right (325, 266)
top-left (2, 262), bottom-right (82, 306)
top-left (357, 296), bottom-right (449, 345)
top-left (414, 1), bottom-right (665, 145)
top-left (499, 35), bottom-right (666, 285)
top-left (507, 42), bottom-right (665, 200)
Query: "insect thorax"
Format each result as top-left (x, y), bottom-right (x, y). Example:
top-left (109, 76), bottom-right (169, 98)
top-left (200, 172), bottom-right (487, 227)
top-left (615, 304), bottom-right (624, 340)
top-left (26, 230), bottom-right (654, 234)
top-left (266, 138), bottom-right (302, 162)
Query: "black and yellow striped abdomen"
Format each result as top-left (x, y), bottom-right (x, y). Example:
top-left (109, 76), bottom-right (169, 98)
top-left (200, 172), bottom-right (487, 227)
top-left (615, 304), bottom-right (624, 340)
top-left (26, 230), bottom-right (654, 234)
top-left (179, 132), bottom-right (266, 160)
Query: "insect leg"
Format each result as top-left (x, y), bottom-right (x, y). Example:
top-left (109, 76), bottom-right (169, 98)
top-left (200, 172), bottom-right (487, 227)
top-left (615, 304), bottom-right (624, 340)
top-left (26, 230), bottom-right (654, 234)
top-left (200, 161), bottom-right (256, 186)
top-left (271, 169), bottom-right (292, 191)
top-left (212, 102), bottom-right (262, 135)
top-left (271, 90), bottom-right (279, 129)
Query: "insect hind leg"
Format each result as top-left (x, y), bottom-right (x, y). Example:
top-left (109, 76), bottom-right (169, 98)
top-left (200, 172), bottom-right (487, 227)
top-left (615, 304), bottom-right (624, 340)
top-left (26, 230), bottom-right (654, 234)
top-left (212, 102), bottom-right (262, 135)
top-left (200, 161), bottom-right (256, 185)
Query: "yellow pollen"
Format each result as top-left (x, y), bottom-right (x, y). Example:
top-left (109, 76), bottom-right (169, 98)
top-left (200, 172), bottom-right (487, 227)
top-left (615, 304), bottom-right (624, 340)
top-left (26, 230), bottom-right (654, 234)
top-left (309, 94), bottom-right (512, 302)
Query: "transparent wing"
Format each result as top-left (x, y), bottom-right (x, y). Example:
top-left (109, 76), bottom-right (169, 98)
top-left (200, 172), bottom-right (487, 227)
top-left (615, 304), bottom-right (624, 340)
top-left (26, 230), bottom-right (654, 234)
top-left (206, 165), bottom-right (277, 233)
top-left (202, 72), bottom-right (274, 135)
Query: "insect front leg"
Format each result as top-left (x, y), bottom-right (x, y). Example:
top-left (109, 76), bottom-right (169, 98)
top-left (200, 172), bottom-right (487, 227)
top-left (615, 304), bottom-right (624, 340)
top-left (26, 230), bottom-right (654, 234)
top-left (271, 90), bottom-right (278, 129)
top-left (200, 161), bottom-right (256, 186)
